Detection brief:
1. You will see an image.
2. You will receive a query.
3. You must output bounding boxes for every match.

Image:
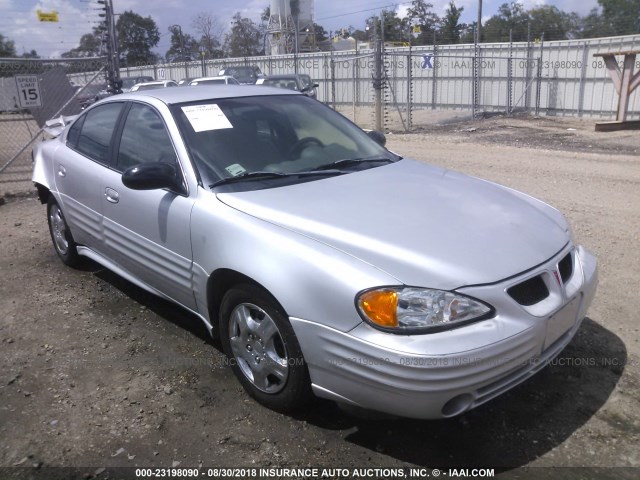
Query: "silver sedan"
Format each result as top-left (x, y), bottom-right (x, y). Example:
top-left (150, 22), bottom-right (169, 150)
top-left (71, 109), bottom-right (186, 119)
top-left (32, 86), bottom-right (598, 419)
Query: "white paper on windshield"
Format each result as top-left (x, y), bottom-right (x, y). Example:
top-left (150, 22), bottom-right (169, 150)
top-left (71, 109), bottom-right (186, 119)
top-left (225, 163), bottom-right (246, 176)
top-left (181, 104), bottom-right (233, 132)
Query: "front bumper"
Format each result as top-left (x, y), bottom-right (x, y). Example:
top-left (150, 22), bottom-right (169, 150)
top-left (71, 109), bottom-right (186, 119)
top-left (290, 245), bottom-right (598, 419)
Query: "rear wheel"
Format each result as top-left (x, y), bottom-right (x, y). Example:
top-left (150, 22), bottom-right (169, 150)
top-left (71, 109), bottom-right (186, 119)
top-left (47, 197), bottom-right (79, 267)
top-left (219, 284), bottom-right (311, 412)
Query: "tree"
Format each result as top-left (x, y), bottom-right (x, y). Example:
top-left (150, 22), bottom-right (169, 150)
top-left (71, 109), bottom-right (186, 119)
top-left (224, 13), bottom-right (264, 57)
top-left (0, 33), bottom-right (17, 57)
top-left (439, 1), bottom-right (465, 43)
top-left (407, 0), bottom-right (440, 44)
top-left (62, 28), bottom-right (103, 58)
top-left (261, 7), bottom-right (271, 23)
top-left (116, 11), bottom-right (160, 66)
top-left (595, 0), bottom-right (640, 35)
top-left (528, 6), bottom-right (580, 41)
top-left (165, 27), bottom-right (199, 63)
top-left (578, 8), bottom-right (609, 38)
top-left (192, 12), bottom-right (224, 59)
top-left (313, 23), bottom-right (328, 44)
top-left (365, 9), bottom-right (410, 43)
top-left (482, 2), bottom-right (529, 42)
top-left (21, 49), bottom-right (39, 58)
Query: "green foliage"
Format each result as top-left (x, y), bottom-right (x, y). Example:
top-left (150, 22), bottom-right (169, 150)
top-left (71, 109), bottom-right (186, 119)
top-left (439, 2), bottom-right (466, 44)
top-left (483, 2), bottom-right (530, 42)
top-left (166, 27), bottom-right (200, 63)
top-left (528, 6), bottom-right (580, 40)
top-left (0, 33), bottom-right (17, 57)
top-left (580, 0), bottom-right (640, 36)
top-left (224, 13), bottom-right (264, 57)
top-left (62, 29), bottom-right (103, 58)
top-left (192, 12), bottom-right (224, 59)
top-left (116, 10), bottom-right (160, 66)
top-left (407, 0), bottom-right (440, 44)
top-left (365, 9), bottom-right (411, 43)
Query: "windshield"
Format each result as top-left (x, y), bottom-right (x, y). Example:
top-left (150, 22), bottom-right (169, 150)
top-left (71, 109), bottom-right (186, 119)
top-left (135, 84), bottom-right (162, 91)
top-left (172, 95), bottom-right (396, 191)
top-left (263, 78), bottom-right (298, 91)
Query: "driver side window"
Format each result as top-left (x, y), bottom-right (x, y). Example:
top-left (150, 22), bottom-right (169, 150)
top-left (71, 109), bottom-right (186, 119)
top-left (117, 103), bottom-right (178, 172)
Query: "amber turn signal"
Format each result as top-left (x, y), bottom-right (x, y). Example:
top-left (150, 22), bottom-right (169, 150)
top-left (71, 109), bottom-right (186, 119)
top-left (359, 289), bottom-right (398, 327)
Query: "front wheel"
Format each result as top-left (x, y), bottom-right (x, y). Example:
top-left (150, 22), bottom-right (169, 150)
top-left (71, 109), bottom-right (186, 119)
top-left (219, 284), bottom-right (312, 412)
top-left (47, 197), bottom-right (79, 267)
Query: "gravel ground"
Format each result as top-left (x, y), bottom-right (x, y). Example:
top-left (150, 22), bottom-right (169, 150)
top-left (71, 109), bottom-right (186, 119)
top-left (0, 115), bottom-right (639, 479)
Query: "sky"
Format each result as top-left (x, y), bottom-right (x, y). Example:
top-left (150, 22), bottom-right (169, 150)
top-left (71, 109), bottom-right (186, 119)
top-left (0, 0), bottom-right (601, 59)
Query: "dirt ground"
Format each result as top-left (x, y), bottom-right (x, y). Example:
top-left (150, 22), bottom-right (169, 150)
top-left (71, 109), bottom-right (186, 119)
top-left (1, 115), bottom-right (639, 479)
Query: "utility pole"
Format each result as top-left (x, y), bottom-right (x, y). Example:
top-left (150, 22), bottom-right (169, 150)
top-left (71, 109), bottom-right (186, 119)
top-left (476, 0), bottom-right (482, 44)
top-left (100, 0), bottom-right (121, 94)
top-left (170, 25), bottom-right (189, 80)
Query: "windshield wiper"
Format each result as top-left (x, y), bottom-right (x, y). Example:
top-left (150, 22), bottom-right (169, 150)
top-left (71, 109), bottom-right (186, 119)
top-left (210, 169), bottom-right (343, 188)
top-left (312, 156), bottom-right (397, 171)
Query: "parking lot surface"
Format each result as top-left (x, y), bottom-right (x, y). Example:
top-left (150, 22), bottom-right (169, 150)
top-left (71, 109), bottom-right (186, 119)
top-left (1, 115), bottom-right (639, 477)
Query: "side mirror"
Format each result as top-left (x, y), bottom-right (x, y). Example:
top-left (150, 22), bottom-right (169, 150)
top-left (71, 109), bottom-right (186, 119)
top-left (301, 83), bottom-right (319, 93)
top-left (367, 130), bottom-right (386, 147)
top-left (122, 162), bottom-right (182, 192)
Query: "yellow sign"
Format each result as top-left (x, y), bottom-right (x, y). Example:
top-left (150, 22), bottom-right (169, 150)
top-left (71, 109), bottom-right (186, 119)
top-left (413, 25), bottom-right (421, 34)
top-left (37, 10), bottom-right (59, 22)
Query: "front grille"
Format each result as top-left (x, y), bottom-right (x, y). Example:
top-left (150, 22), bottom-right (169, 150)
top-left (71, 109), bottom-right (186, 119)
top-left (507, 275), bottom-right (549, 306)
top-left (558, 252), bottom-right (573, 283)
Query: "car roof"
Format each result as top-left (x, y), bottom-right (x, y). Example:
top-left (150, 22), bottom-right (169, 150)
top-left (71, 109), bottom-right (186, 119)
top-left (111, 85), bottom-right (300, 105)
top-left (190, 76), bottom-right (235, 82)
top-left (135, 81), bottom-right (171, 87)
top-left (265, 74), bottom-right (308, 80)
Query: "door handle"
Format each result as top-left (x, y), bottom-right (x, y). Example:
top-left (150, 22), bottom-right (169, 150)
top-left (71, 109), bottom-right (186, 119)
top-left (105, 187), bottom-right (119, 204)
top-left (57, 165), bottom-right (66, 177)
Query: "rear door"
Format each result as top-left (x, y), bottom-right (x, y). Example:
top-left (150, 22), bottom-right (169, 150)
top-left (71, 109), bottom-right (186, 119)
top-left (101, 101), bottom-right (196, 309)
top-left (54, 102), bottom-right (124, 250)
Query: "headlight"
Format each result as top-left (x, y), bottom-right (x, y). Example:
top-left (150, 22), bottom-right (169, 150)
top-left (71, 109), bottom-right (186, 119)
top-left (356, 287), bottom-right (494, 334)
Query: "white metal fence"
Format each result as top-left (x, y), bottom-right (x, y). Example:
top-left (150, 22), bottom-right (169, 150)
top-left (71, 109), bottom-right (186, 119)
top-left (105, 33), bottom-right (639, 131)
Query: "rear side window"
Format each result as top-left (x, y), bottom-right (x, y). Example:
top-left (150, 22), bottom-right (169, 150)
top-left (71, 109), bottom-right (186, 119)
top-left (74, 103), bottom-right (123, 164)
top-left (66, 116), bottom-right (85, 148)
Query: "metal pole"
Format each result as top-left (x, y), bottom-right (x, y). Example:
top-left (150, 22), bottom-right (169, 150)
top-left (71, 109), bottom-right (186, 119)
top-left (507, 29), bottom-right (513, 115)
top-left (535, 33), bottom-right (544, 116)
top-left (577, 43), bottom-right (588, 117)
top-left (407, 43), bottom-right (412, 131)
top-left (106, 0), bottom-right (121, 94)
top-left (432, 30), bottom-right (437, 110)
top-left (525, 23), bottom-right (531, 112)
top-left (374, 24), bottom-right (383, 130)
top-left (353, 40), bottom-right (357, 123)
top-left (472, 26), bottom-right (479, 118)
top-left (179, 27), bottom-right (188, 80)
top-left (476, 0), bottom-right (482, 44)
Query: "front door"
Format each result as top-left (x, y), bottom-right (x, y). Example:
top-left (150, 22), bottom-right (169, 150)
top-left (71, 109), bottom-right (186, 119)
top-left (101, 102), bottom-right (196, 310)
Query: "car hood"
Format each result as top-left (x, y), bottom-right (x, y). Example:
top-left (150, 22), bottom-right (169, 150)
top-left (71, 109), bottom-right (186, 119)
top-left (216, 159), bottom-right (569, 289)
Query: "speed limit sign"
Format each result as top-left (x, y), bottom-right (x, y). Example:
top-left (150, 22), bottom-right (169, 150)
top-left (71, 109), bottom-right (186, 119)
top-left (15, 75), bottom-right (42, 108)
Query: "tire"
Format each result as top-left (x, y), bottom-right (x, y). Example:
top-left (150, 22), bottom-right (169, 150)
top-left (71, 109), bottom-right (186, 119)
top-left (47, 197), bottom-right (79, 267)
top-left (219, 283), bottom-right (312, 412)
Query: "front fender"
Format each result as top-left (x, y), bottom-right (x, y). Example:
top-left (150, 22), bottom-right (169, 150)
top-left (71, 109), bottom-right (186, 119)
top-left (190, 188), bottom-right (400, 332)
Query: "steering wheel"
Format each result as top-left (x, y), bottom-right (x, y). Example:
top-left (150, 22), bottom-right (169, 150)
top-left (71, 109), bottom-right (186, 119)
top-left (288, 137), bottom-right (324, 159)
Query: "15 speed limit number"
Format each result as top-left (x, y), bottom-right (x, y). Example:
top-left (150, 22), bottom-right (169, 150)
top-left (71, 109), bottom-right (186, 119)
top-left (15, 75), bottom-right (42, 108)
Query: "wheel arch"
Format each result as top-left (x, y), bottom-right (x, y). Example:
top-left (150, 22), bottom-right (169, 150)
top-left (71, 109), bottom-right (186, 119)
top-left (34, 183), bottom-right (51, 205)
top-left (206, 268), bottom-right (288, 335)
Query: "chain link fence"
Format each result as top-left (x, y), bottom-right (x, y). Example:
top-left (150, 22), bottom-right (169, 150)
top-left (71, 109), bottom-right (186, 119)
top-left (0, 57), bottom-right (105, 195)
top-left (1, 35), bottom-right (638, 195)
